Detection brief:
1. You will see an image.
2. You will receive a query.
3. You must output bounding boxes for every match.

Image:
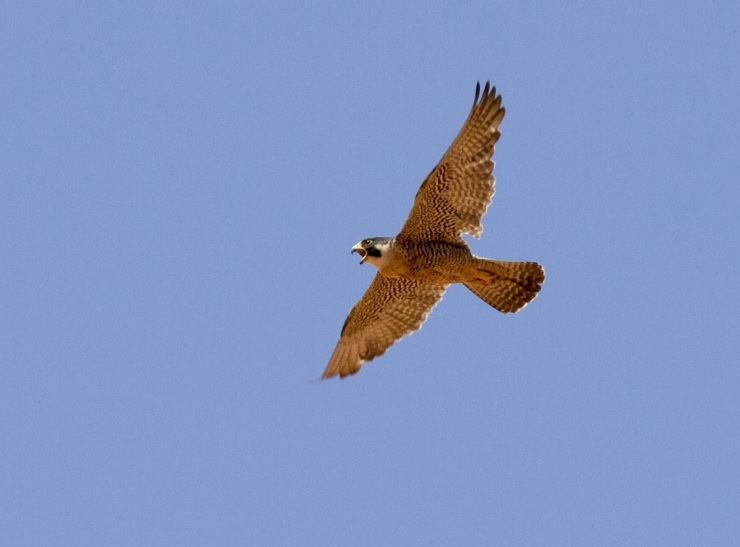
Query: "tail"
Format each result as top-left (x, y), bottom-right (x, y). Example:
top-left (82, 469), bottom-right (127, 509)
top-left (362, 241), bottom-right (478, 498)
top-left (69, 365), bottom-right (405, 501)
top-left (464, 259), bottom-right (545, 313)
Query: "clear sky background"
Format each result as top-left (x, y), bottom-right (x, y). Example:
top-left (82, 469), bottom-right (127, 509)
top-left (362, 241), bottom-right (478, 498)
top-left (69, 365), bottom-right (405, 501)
top-left (2, 2), bottom-right (739, 546)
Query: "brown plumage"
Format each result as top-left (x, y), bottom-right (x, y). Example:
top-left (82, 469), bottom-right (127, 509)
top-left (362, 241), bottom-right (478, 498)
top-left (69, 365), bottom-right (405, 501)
top-left (322, 82), bottom-right (545, 380)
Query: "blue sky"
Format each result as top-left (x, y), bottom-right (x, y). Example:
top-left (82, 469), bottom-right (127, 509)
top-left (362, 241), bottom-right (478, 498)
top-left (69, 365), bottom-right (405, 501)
top-left (2, 2), bottom-right (739, 545)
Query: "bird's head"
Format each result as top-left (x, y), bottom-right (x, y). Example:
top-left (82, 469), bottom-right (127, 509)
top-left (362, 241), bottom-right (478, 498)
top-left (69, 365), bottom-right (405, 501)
top-left (351, 237), bottom-right (394, 268)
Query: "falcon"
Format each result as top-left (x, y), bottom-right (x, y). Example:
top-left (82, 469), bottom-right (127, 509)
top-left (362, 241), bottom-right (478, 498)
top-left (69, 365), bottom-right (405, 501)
top-left (323, 82), bottom-right (545, 379)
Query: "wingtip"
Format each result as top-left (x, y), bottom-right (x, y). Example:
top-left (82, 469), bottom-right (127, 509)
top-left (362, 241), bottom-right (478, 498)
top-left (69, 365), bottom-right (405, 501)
top-left (321, 356), bottom-right (362, 380)
top-left (320, 368), bottom-right (339, 381)
top-left (474, 80), bottom-right (502, 107)
top-left (320, 369), bottom-right (358, 381)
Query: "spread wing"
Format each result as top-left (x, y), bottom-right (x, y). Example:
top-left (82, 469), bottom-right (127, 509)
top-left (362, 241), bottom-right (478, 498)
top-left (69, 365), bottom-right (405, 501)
top-left (322, 274), bottom-right (447, 379)
top-left (397, 82), bottom-right (505, 243)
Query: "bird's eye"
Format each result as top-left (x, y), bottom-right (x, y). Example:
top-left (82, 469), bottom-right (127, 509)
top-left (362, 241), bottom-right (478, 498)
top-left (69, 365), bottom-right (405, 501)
top-left (363, 239), bottom-right (373, 245)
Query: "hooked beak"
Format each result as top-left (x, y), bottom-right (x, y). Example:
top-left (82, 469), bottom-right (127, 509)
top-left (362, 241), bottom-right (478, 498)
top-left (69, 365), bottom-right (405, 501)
top-left (351, 243), bottom-right (367, 264)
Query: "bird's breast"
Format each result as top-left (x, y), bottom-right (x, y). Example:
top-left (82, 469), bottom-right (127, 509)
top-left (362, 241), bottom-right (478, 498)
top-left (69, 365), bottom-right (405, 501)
top-left (382, 240), bottom-right (472, 283)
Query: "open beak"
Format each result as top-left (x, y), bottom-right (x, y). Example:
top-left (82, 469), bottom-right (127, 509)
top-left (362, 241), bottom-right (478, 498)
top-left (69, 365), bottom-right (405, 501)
top-left (351, 243), bottom-right (367, 264)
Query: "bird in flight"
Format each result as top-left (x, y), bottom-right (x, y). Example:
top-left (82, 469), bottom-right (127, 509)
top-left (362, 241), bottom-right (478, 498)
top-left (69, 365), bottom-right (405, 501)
top-left (323, 82), bottom-right (544, 379)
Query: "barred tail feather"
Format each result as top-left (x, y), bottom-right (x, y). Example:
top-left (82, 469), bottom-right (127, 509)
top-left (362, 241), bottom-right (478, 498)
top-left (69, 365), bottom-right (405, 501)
top-left (465, 259), bottom-right (545, 313)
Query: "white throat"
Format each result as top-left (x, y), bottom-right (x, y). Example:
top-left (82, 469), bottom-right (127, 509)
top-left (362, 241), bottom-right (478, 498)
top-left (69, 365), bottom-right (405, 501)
top-left (364, 240), bottom-right (394, 271)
